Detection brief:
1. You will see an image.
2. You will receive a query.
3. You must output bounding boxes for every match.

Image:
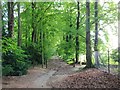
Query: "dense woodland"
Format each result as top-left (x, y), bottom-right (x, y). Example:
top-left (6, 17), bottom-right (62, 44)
top-left (1, 1), bottom-right (119, 76)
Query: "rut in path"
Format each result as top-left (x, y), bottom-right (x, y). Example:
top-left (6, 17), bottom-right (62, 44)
top-left (27, 70), bottom-right (56, 88)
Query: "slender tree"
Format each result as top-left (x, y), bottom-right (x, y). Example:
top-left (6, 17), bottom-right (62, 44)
top-left (85, 0), bottom-right (93, 68)
top-left (41, 23), bottom-right (44, 68)
top-left (2, 6), bottom-right (5, 37)
top-left (75, 1), bottom-right (80, 63)
top-left (25, 26), bottom-right (28, 47)
top-left (8, 1), bottom-right (14, 37)
top-left (17, 2), bottom-right (21, 46)
top-left (118, 1), bottom-right (120, 78)
top-left (31, 2), bottom-right (36, 43)
top-left (94, 0), bottom-right (99, 67)
top-left (0, 1), bottom-right (2, 39)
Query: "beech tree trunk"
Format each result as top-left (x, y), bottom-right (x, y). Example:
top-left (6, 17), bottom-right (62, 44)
top-left (31, 2), bottom-right (36, 43)
top-left (94, 0), bottom-right (99, 67)
top-left (85, 0), bottom-right (93, 68)
top-left (0, 1), bottom-right (2, 39)
top-left (17, 2), bottom-right (22, 46)
top-left (8, 2), bottom-right (14, 37)
top-left (118, 1), bottom-right (120, 78)
top-left (75, 1), bottom-right (80, 63)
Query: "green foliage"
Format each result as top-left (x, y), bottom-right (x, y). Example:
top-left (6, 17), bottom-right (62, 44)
top-left (57, 40), bottom-right (75, 62)
top-left (2, 38), bottom-right (30, 76)
top-left (2, 65), bottom-right (14, 76)
top-left (111, 49), bottom-right (118, 62)
top-left (23, 43), bottom-right (42, 65)
top-left (1, 1), bottom-right (118, 76)
top-left (67, 60), bottom-right (74, 65)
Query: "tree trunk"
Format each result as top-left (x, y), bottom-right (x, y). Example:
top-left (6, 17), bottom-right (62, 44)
top-left (118, 1), bottom-right (120, 78)
top-left (94, 51), bottom-right (99, 67)
top-left (108, 49), bottom-right (110, 73)
top-left (39, 28), bottom-right (42, 64)
top-left (25, 26), bottom-right (28, 47)
top-left (8, 2), bottom-right (14, 38)
top-left (31, 2), bottom-right (36, 43)
top-left (66, 35), bottom-right (69, 42)
top-left (75, 1), bottom-right (80, 63)
top-left (85, 0), bottom-right (93, 68)
top-left (0, 1), bottom-right (2, 39)
top-left (17, 2), bottom-right (22, 46)
top-left (40, 21), bottom-right (44, 68)
top-left (41, 29), bottom-right (44, 68)
top-left (94, 0), bottom-right (99, 67)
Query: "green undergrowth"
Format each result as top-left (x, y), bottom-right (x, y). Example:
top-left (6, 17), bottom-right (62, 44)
top-left (2, 38), bottom-right (30, 76)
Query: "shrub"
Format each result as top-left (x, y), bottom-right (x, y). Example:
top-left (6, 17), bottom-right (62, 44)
top-left (2, 38), bottom-right (30, 76)
top-left (2, 65), bottom-right (14, 76)
top-left (57, 41), bottom-right (75, 62)
top-left (23, 43), bottom-right (42, 66)
top-left (111, 49), bottom-right (118, 62)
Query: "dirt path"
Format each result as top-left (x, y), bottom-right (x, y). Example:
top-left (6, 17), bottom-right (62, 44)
top-left (2, 56), bottom-right (119, 88)
top-left (28, 70), bottom-right (56, 88)
top-left (2, 56), bottom-right (81, 88)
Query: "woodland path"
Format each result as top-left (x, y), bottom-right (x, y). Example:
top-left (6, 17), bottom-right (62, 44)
top-left (2, 56), bottom-right (119, 88)
top-left (2, 56), bottom-right (82, 88)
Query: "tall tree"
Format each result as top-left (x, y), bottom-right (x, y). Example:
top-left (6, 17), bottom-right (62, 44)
top-left (8, 1), bottom-right (14, 37)
top-left (94, 0), bottom-right (99, 67)
top-left (0, 1), bottom-right (1, 70)
top-left (75, 1), bottom-right (80, 63)
top-left (31, 2), bottom-right (36, 43)
top-left (41, 22), bottom-right (44, 68)
top-left (85, 0), bottom-right (93, 68)
top-left (0, 1), bottom-right (2, 39)
top-left (17, 2), bottom-right (21, 46)
top-left (118, 1), bottom-right (120, 78)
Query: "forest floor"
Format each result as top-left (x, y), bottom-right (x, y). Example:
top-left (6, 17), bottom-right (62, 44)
top-left (2, 56), bottom-right (120, 88)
